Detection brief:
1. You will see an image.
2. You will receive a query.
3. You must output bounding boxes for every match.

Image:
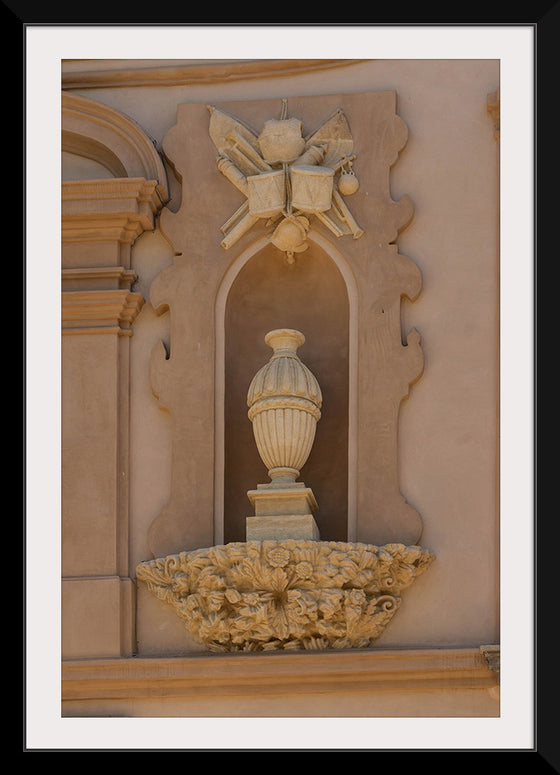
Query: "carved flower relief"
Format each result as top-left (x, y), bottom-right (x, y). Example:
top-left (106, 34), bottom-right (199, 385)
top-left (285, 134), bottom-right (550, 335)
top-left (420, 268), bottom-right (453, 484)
top-left (294, 560), bottom-right (314, 580)
top-left (137, 540), bottom-right (434, 652)
top-left (266, 546), bottom-right (291, 567)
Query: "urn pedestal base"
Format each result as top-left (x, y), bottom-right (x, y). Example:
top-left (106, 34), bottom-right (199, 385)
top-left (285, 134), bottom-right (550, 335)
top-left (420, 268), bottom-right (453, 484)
top-left (246, 482), bottom-right (320, 540)
top-left (246, 513), bottom-right (320, 541)
top-left (247, 482), bottom-right (317, 515)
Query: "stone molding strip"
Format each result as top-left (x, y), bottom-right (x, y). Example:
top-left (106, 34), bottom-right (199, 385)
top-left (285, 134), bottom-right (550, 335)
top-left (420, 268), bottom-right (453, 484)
top-left (62, 178), bottom-right (163, 211)
top-left (62, 179), bottom-right (164, 251)
top-left (62, 178), bottom-right (162, 234)
top-left (62, 289), bottom-right (144, 335)
top-left (62, 59), bottom-right (368, 90)
top-left (62, 266), bottom-right (137, 291)
top-left (62, 647), bottom-right (497, 702)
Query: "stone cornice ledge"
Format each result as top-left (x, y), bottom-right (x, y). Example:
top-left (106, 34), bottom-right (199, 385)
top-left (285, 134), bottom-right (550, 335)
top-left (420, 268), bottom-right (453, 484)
top-left (62, 266), bottom-right (137, 292)
top-left (62, 59), bottom-right (368, 90)
top-left (62, 647), bottom-right (498, 702)
top-left (62, 178), bottom-right (164, 244)
top-left (62, 289), bottom-right (144, 335)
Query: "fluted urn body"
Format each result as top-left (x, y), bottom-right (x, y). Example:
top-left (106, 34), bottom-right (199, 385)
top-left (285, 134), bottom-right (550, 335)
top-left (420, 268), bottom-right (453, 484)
top-left (247, 329), bottom-right (322, 484)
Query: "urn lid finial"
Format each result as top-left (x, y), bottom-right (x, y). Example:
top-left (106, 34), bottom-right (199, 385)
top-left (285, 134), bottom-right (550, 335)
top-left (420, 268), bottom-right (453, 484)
top-left (247, 328), bottom-right (322, 412)
top-left (264, 328), bottom-right (305, 357)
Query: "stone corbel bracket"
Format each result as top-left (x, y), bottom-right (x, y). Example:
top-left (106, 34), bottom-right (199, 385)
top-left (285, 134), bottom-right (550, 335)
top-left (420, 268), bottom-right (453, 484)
top-left (137, 539), bottom-right (435, 652)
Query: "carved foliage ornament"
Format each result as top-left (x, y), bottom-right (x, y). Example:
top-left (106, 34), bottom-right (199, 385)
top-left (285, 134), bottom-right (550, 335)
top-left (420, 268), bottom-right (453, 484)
top-left (208, 99), bottom-right (363, 262)
top-left (137, 540), bottom-right (434, 652)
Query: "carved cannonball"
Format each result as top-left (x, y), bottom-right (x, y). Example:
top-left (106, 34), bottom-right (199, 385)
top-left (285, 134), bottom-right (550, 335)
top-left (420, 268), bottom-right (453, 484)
top-left (337, 170), bottom-right (360, 196)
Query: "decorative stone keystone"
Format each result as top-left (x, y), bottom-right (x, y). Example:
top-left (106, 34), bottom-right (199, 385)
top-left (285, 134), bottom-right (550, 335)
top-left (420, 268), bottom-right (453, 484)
top-left (246, 329), bottom-right (322, 541)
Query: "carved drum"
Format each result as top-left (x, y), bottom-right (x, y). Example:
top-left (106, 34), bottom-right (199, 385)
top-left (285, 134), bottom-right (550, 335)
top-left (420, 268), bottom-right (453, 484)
top-left (290, 164), bottom-right (334, 213)
top-left (247, 170), bottom-right (286, 218)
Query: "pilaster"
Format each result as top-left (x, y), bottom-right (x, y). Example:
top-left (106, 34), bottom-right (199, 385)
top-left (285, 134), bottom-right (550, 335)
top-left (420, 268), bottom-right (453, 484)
top-left (61, 176), bottom-right (163, 658)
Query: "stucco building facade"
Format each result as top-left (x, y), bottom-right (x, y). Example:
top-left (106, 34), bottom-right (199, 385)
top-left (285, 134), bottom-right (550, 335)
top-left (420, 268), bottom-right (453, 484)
top-left (55, 55), bottom-right (505, 722)
top-left (26, 30), bottom-right (538, 743)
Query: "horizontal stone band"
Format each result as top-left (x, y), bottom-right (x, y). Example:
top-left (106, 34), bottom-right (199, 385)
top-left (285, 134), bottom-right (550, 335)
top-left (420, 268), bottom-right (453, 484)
top-left (247, 396), bottom-right (322, 422)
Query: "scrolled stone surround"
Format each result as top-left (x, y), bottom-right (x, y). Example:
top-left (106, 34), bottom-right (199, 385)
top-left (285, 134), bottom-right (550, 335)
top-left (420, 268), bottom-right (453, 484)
top-left (148, 89), bottom-right (424, 558)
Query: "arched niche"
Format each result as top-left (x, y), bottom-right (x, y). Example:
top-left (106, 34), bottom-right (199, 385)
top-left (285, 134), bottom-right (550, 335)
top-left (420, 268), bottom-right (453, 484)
top-left (217, 233), bottom-right (358, 544)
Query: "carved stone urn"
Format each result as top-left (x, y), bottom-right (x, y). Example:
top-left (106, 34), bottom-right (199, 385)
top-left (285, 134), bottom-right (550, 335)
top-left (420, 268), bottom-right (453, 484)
top-left (247, 328), bottom-right (322, 484)
top-left (246, 329), bottom-right (323, 541)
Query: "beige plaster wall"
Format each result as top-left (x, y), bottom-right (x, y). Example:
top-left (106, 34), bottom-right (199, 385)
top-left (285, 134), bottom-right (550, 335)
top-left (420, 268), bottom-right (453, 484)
top-left (62, 58), bottom-right (499, 658)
